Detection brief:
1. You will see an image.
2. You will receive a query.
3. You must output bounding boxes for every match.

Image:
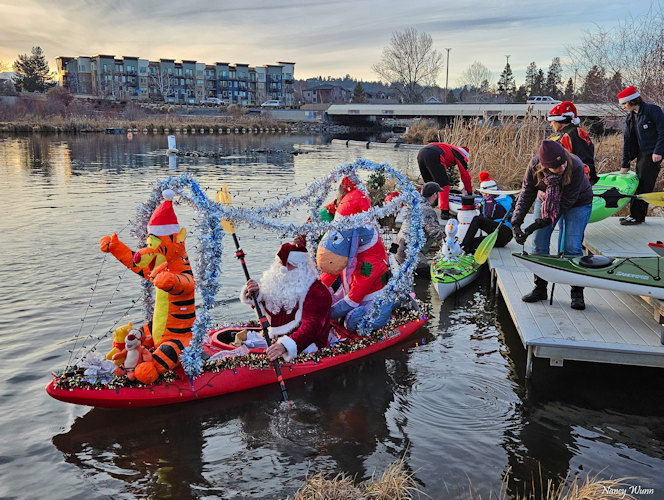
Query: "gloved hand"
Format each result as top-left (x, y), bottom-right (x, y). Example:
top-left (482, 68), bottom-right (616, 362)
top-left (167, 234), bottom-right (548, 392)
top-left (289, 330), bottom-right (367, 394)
top-left (440, 210), bottom-right (451, 220)
top-left (513, 224), bottom-right (527, 245)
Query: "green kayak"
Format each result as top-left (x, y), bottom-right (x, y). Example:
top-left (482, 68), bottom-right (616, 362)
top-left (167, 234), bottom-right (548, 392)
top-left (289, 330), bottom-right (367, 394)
top-left (431, 254), bottom-right (483, 300)
top-left (590, 171), bottom-right (639, 223)
top-left (513, 253), bottom-right (664, 300)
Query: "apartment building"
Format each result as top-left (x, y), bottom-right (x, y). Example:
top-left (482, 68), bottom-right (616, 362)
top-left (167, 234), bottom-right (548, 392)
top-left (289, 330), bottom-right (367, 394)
top-left (56, 55), bottom-right (295, 105)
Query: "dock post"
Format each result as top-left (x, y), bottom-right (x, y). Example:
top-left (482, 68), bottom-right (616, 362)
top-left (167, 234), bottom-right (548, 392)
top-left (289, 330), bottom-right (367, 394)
top-left (525, 345), bottom-right (533, 379)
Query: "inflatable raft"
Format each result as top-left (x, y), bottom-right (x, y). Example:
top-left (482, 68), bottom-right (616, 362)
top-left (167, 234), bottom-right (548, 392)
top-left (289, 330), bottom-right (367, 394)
top-left (513, 253), bottom-right (664, 300)
top-left (590, 171), bottom-right (639, 223)
top-left (46, 316), bottom-right (428, 409)
top-left (430, 254), bottom-right (482, 300)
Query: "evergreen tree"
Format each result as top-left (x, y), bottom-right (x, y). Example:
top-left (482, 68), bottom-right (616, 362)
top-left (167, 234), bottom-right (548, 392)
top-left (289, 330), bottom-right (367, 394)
top-left (607, 71), bottom-right (624, 98)
top-left (563, 78), bottom-right (575, 100)
top-left (545, 57), bottom-right (563, 98)
top-left (579, 65), bottom-right (607, 102)
top-left (497, 61), bottom-right (516, 101)
top-left (351, 82), bottom-right (366, 103)
top-left (524, 62), bottom-right (538, 95)
top-left (532, 69), bottom-right (545, 96)
top-left (514, 85), bottom-right (528, 103)
top-left (13, 46), bottom-right (50, 92)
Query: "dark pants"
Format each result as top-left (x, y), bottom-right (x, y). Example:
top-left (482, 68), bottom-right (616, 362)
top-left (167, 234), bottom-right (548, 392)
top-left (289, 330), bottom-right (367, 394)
top-left (461, 216), bottom-right (513, 253)
top-left (630, 154), bottom-right (662, 222)
top-left (417, 146), bottom-right (449, 187)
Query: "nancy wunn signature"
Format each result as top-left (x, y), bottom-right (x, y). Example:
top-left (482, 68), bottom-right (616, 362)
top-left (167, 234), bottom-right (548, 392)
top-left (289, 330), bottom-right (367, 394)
top-left (603, 484), bottom-right (655, 497)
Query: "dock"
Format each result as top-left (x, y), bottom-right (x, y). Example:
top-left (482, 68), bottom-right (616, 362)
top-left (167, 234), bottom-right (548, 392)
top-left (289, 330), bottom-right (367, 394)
top-left (489, 216), bottom-right (664, 377)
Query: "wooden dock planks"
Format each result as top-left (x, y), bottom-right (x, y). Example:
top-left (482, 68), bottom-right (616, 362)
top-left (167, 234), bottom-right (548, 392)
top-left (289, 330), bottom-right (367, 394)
top-left (488, 216), bottom-right (664, 376)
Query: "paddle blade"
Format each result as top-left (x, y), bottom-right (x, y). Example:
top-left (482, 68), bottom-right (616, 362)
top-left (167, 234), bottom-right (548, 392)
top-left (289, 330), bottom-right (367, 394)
top-left (473, 229), bottom-right (498, 265)
top-left (216, 184), bottom-right (236, 234)
top-left (636, 191), bottom-right (664, 206)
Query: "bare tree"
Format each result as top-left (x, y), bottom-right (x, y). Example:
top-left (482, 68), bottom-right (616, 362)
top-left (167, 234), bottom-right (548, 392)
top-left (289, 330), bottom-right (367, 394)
top-left (460, 61), bottom-right (492, 90)
top-left (567, 5), bottom-right (664, 105)
top-left (149, 70), bottom-right (176, 102)
top-left (373, 27), bottom-right (443, 103)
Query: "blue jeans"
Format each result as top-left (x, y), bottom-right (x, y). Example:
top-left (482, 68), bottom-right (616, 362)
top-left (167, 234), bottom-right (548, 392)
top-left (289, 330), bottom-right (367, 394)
top-left (532, 203), bottom-right (592, 256)
top-left (345, 299), bottom-right (395, 333)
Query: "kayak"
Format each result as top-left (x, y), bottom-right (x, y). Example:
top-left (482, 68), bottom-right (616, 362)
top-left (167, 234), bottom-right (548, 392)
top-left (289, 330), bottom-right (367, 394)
top-left (513, 253), bottom-right (664, 299)
top-left (46, 314), bottom-right (428, 409)
top-left (649, 242), bottom-right (664, 257)
top-left (590, 171), bottom-right (639, 223)
top-left (430, 254), bottom-right (482, 300)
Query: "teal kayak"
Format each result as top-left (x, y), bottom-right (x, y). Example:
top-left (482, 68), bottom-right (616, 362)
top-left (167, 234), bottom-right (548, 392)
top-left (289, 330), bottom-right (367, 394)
top-left (590, 171), bottom-right (639, 223)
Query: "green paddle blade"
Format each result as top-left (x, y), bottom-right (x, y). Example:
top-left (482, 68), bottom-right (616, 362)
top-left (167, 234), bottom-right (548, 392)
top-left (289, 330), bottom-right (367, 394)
top-left (637, 191), bottom-right (664, 206)
top-left (474, 229), bottom-right (498, 265)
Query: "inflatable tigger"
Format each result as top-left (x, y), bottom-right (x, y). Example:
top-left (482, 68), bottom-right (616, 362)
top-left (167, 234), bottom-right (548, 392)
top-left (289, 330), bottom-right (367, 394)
top-left (100, 189), bottom-right (195, 384)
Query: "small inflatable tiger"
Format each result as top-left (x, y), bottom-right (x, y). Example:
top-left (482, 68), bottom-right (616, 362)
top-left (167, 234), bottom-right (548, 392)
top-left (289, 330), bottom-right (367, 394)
top-left (100, 189), bottom-right (195, 384)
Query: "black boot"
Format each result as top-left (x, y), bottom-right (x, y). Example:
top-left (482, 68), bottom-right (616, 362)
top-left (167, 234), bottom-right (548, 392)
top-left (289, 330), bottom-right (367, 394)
top-left (522, 275), bottom-right (548, 303)
top-left (570, 286), bottom-right (585, 310)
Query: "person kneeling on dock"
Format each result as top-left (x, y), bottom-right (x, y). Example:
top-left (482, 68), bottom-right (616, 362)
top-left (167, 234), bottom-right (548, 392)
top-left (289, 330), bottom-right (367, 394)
top-left (240, 242), bottom-right (333, 362)
top-left (461, 172), bottom-right (513, 253)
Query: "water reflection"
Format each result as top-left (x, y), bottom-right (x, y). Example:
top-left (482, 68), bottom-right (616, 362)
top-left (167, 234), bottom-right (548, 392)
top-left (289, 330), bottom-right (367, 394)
top-left (53, 348), bottom-right (418, 499)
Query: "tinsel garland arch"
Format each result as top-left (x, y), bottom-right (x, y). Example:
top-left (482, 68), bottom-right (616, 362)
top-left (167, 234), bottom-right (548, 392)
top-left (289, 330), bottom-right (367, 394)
top-left (129, 158), bottom-right (425, 377)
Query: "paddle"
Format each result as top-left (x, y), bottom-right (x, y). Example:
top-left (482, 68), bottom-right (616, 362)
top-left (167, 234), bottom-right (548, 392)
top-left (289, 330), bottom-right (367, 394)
top-left (595, 187), bottom-right (664, 208)
top-left (473, 197), bottom-right (517, 265)
top-left (216, 184), bottom-right (291, 404)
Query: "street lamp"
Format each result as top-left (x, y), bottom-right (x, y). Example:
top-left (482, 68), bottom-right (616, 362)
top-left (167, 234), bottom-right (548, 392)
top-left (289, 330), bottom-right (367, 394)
top-left (444, 48), bottom-right (451, 103)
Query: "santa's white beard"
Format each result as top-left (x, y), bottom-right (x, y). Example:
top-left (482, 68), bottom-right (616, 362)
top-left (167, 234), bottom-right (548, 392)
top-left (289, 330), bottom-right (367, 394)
top-left (259, 258), bottom-right (318, 314)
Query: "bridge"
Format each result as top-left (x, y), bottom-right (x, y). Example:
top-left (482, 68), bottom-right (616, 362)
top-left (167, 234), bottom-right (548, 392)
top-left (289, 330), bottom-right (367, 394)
top-left (326, 103), bottom-right (624, 128)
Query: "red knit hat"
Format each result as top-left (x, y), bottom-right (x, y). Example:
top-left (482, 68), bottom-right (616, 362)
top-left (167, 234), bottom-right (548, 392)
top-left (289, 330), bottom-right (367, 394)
top-left (148, 189), bottom-right (180, 236)
top-left (548, 101), bottom-right (580, 125)
top-left (617, 86), bottom-right (640, 104)
top-left (336, 189), bottom-right (371, 216)
top-left (538, 140), bottom-right (567, 169)
top-left (478, 171), bottom-right (498, 190)
top-left (277, 242), bottom-right (308, 267)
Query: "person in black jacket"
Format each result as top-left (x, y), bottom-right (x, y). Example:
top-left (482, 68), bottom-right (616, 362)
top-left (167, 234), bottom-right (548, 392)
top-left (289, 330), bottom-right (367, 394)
top-left (616, 85), bottom-right (664, 225)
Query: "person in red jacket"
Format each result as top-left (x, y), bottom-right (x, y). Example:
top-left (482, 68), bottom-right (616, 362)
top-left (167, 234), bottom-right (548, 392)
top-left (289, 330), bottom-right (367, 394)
top-left (417, 142), bottom-right (473, 219)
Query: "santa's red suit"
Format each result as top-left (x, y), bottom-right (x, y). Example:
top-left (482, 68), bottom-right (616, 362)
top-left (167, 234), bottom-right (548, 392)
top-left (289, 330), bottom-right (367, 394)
top-left (240, 243), bottom-right (332, 362)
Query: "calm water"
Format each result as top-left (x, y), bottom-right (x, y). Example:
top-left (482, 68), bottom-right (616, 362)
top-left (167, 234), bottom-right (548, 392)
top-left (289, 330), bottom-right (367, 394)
top-left (1, 133), bottom-right (663, 500)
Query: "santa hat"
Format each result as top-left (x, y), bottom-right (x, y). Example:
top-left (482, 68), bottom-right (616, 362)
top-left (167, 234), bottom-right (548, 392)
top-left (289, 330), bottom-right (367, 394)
top-left (478, 171), bottom-right (498, 190)
top-left (336, 189), bottom-right (371, 217)
top-left (340, 176), bottom-right (357, 194)
top-left (277, 242), bottom-right (309, 267)
top-left (456, 146), bottom-right (470, 159)
top-left (147, 189), bottom-right (180, 236)
top-left (617, 86), bottom-right (640, 104)
top-left (548, 101), bottom-right (581, 125)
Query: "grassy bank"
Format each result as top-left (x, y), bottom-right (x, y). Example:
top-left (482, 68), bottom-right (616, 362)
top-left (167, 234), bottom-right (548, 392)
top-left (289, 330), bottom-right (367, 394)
top-left (0, 114), bottom-right (292, 134)
top-left (293, 461), bottom-right (635, 500)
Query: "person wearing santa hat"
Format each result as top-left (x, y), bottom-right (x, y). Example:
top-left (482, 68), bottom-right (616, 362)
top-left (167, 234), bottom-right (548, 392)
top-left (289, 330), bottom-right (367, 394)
top-left (616, 85), bottom-right (664, 225)
top-left (460, 172), bottom-right (514, 253)
top-left (547, 101), bottom-right (597, 184)
top-left (241, 242), bottom-right (333, 362)
top-left (417, 142), bottom-right (473, 220)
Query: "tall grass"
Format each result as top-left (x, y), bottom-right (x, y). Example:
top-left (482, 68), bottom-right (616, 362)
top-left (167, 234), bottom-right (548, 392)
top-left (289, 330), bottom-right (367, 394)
top-left (293, 461), bottom-right (636, 500)
top-left (403, 119), bottom-right (627, 190)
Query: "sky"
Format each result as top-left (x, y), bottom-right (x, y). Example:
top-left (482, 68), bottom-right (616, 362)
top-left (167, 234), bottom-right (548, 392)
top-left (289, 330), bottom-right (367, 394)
top-left (0, 0), bottom-right (658, 86)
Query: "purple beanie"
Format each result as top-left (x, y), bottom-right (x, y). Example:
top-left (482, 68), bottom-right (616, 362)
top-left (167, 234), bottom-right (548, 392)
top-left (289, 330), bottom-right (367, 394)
top-left (539, 140), bottom-right (567, 169)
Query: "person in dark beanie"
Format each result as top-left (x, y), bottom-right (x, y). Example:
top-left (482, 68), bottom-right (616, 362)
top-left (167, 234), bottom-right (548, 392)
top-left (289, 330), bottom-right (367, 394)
top-left (617, 85), bottom-right (664, 225)
top-left (417, 142), bottom-right (473, 220)
top-left (548, 101), bottom-right (598, 184)
top-left (511, 140), bottom-right (593, 310)
top-left (395, 181), bottom-right (446, 274)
